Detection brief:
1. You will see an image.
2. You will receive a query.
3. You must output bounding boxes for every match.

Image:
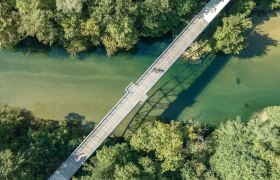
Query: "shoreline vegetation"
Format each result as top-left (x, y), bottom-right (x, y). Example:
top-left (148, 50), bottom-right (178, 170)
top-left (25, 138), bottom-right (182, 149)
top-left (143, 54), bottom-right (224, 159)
top-left (0, 0), bottom-right (279, 57)
top-left (1, 104), bottom-right (280, 179)
top-left (1, 0), bottom-right (280, 179)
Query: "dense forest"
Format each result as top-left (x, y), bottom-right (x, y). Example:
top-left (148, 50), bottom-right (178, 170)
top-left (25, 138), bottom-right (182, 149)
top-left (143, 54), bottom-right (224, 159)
top-left (80, 106), bottom-right (280, 180)
top-left (0, 105), bottom-right (90, 179)
top-left (1, 0), bottom-right (280, 179)
top-left (0, 0), bottom-right (279, 56)
top-left (1, 104), bottom-right (280, 179)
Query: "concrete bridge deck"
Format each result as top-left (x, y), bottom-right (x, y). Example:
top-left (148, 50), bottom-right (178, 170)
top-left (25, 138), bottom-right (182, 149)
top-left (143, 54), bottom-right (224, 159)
top-left (49, 0), bottom-right (231, 179)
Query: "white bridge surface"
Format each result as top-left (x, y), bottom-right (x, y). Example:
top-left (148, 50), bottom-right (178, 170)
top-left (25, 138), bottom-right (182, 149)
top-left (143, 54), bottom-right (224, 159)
top-left (49, 0), bottom-right (231, 179)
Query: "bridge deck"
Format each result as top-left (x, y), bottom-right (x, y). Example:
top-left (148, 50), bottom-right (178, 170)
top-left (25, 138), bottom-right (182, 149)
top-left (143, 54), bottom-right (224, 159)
top-left (49, 0), bottom-right (231, 179)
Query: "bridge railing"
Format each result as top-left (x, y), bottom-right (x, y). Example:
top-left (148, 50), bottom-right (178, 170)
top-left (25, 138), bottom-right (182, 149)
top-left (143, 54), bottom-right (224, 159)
top-left (57, 90), bottom-right (134, 166)
top-left (50, 1), bottom-right (232, 179)
top-left (135, 14), bottom-right (199, 87)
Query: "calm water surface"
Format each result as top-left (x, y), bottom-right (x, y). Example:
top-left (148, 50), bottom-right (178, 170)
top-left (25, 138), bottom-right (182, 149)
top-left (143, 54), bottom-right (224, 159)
top-left (176, 12), bottom-right (280, 125)
top-left (0, 40), bottom-right (170, 123)
top-left (0, 13), bottom-right (279, 131)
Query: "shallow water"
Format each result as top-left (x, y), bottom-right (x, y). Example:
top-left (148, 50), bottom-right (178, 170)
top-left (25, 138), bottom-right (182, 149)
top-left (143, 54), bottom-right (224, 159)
top-left (0, 13), bottom-right (279, 133)
top-left (173, 12), bottom-right (280, 126)
top-left (0, 39), bottom-right (171, 123)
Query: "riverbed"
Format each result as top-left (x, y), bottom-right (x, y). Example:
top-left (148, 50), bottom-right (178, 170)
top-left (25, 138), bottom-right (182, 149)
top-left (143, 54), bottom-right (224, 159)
top-left (175, 12), bottom-right (280, 125)
top-left (0, 12), bottom-right (279, 132)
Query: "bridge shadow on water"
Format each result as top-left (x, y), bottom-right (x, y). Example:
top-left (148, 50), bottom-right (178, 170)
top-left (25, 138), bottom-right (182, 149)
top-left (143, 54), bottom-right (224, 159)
top-left (160, 56), bottom-right (229, 121)
top-left (123, 55), bottom-right (230, 136)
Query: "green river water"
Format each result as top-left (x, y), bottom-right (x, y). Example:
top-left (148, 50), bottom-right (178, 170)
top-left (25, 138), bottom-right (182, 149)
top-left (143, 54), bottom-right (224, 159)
top-left (0, 13), bottom-right (279, 133)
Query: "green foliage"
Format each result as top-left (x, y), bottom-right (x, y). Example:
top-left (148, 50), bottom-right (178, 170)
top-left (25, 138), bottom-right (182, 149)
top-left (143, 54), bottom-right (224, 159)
top-left (0, 149), bottom-right (25, 180)
top-left (228, 0), bottom-right (256, 16)
top-left (82, 143), bottom-right (137, 179)
top-left (209, 118), bottom-right (268, 179)
top-left (185, 0), bottom-right (256, 60)
top-left (0, 0), bottom-right (276, 57)
top-left (0, 105), bottom-right (86, 179)
top-left (214, 13), bottom-right (252, 54)
top-left (16, 0), bottom-right (58, 46)
top-left (2, 104), bottom-right (280, 179)
top-left (0, 105), bottom-right (32, 148)
top-left (138, 157), bottom-right (157, 176)
top-left (255, 0), bottom-right (280, 10)
top-left (140, 0), bottom-right (198, 37)
top-left (270, 0), bottom-right (280, 9)
top-left (0, 2), bottom-right (21, 48)
top-left (130, 121), bottom-right (184, 172)
top-left (102, 16), bottom-right (139, 56)
top-left (80, 18), bottom-right (100, 46)
top-left (182, 40), bottom-right (213, 61)
top-left (210, 107), bottom-right (280, 179)
top-left (89, 0), bottom-right (139, 56)
top-left (81, 106), bottom-right (280, 180)
top-left (181, 160), bottom-right (216, 180)
top-left (57, 13), bottom-right (88, 56)
top-left (114, 163), bottom-right (141, 180)
top-left (56, 0), bottom-right (85, 13)
top-left (248, 107), bottom-right (280, 179)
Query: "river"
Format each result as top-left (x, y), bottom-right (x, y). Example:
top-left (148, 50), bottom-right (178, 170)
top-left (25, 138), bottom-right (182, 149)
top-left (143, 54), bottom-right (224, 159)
top-left (0, 12), bottom-right (279, 133)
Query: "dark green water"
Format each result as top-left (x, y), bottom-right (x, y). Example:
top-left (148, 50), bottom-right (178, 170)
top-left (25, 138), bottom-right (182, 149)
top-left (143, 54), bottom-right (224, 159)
top-left (0, 13), bottom-right (279, 133)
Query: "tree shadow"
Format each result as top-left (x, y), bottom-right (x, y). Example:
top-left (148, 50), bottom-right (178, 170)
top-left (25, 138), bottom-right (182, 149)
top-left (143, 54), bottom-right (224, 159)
top-left (65, 112), bottom-right (85, 122)
top-left (238, 10), bottom-right (279, 59)
top-left (238, 30), bottom-right (278, 59)
top-left (252, 9), bottom-right (280, 26)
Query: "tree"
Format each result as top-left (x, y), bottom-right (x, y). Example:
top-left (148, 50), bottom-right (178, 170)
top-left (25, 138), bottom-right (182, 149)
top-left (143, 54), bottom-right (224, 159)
top-left (57, 13), bottom-right (88, 56)
top-left (138, 157), bottom-right (157, 178)
top-left (88, 0), bottom-right (139, 56)
top-left (16, 0), bottom-right (58, 45)
top-left (102, 16), bottom-right (139, 56)
top-left (79, 106), bottom-right (280, 179)
top-left (0, 149), bottom-right (25, 180)
top-left (139, 0), bottom-right (197, 37)
top-left (82, 143), bottom-right (135, 179)
top-left (255, 0), bottom-right (280, 10)
top-left (0, 2), bottom-right (21, 48)
top-left (0, 105), bottom-right (86, 179)
top-left (214, 13), bottom-right (252, 54)
top-left (181, 160), bottom-right (216, 180)
top-left (56, 0), bottom-right (85, 13)
top-left (130, 121), bottom-right (184, 172)
top-left (114, 163), bottom-right (141, 180)
top-left (0, 0), bottom-right (274, 57)
top-left (247, 106), bottom-right (280, 179)
top-left (0, 105), bottom-right (33, 149)
top-left (270, 0), bottom-right (280, 9)
top-left (209, 118), bottom-right (268, 179)
top-left (81, 18), bottom-right (100, 47)
top-left (227, 0), bottom-right (255, 16)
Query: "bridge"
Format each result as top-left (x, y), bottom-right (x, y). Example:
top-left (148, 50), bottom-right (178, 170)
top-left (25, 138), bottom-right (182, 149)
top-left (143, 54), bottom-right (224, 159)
top-left (49, 0), bottom-right (231, 179)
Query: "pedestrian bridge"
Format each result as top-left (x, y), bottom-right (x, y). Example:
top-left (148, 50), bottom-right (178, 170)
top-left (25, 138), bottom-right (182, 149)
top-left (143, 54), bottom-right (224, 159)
top-left (49, 0), bottom-right (231, 179)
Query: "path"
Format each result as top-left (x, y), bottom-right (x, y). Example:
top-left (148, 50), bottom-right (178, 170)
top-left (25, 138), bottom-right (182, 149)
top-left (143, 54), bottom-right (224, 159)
top-left (49, 0), bottom-right (231, 179)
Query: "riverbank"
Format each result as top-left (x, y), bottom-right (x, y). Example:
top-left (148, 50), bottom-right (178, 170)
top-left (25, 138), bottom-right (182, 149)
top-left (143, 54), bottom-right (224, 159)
top-left (174, 11), bottom-right (280, 126)
top-left (0, 39), bottom-right (171, 124)
top-left (0, 11), bottom-right (279, 134)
